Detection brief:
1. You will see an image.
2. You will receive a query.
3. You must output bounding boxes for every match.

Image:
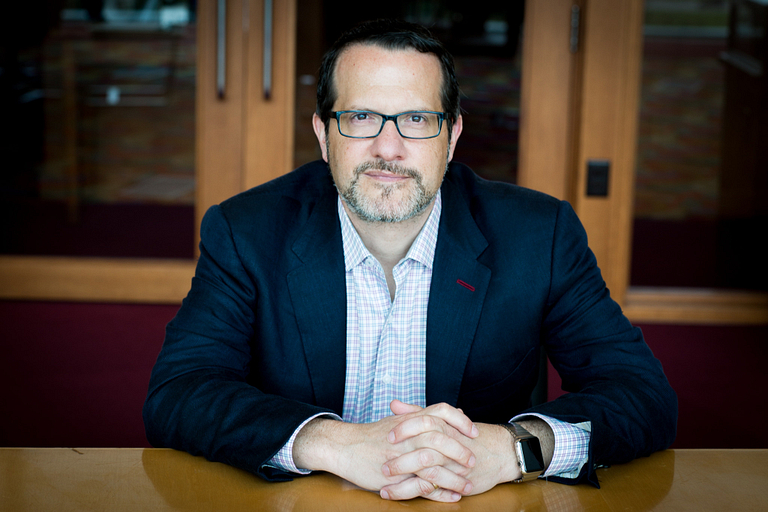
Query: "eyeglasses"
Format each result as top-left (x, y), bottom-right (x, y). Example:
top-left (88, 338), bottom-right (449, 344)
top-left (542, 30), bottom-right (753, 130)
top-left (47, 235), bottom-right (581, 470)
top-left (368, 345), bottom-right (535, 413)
top-left (329, 110), bottom-right (446, 139)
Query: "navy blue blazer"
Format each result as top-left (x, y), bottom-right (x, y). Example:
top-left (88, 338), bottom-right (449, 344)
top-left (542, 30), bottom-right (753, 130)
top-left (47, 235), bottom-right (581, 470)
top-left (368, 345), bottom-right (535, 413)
top-left (144, 160), bottom-right (677, 487)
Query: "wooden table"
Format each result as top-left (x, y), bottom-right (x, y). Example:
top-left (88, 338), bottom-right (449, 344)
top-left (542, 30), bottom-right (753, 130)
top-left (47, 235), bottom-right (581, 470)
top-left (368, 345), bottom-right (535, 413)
top-left (1, 448), bottom-right (766, 511)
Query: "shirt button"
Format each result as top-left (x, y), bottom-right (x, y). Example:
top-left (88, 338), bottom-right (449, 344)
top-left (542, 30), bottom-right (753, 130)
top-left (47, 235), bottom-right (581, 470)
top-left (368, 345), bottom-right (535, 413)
top-left (381, 373), bottom-right (392, 384)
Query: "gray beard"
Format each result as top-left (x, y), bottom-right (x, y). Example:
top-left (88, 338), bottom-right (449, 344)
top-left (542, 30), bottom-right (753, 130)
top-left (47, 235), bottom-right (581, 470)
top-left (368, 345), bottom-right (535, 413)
top-left (326, 134), bottom-right (450, 223)
top-left (336, 159), bottom-right (437, 223)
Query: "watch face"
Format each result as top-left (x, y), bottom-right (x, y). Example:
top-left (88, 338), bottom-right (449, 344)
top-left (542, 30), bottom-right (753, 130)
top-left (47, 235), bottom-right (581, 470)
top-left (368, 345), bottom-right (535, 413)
top-left (519, 438), bottom-right (545, 473)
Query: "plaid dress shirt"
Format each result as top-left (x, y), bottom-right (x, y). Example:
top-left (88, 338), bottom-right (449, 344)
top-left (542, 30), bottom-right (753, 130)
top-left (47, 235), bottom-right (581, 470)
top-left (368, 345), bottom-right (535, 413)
top-left (268, 191), bottom-right (589, 478)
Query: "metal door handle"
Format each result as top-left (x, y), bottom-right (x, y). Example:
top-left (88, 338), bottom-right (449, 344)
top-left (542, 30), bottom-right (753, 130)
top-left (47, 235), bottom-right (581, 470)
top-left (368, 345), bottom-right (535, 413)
top-left (217, 0), bottom-right (226, 99)
top-left (263, 0), bottom-right (273, 100)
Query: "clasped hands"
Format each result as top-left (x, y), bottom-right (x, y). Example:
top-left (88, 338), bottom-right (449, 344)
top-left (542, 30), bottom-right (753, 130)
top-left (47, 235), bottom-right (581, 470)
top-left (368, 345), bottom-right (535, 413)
top-left (293, 400), bottom-right (519, 502)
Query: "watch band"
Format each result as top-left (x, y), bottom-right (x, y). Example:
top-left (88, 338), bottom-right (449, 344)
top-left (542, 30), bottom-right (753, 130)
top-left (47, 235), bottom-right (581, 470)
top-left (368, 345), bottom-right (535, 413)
top-left (500, 422), bottom-right (545, 483)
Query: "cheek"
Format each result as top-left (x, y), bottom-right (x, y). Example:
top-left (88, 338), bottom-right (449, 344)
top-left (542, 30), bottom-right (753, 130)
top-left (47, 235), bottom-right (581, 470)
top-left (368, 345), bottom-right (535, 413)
top-left (328, 140), bottom-right (359, 184)
top-left (332, 138), bottom-right (367, 168)
top-left (422, 142), bottom-right (449, 176)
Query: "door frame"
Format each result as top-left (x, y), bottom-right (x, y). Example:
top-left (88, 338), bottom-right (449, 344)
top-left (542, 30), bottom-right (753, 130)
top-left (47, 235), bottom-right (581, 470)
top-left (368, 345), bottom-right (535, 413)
top-left (0, 0), bottom-right (296, 304)
top-left (4, 0), bottom-right (766, 323)
top-left (551, 0), bottom-right (768, 324)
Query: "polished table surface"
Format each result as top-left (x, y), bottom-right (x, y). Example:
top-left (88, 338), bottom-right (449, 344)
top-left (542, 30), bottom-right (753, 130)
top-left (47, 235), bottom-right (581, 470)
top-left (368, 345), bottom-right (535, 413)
top-left (1, 448), bottom-right (767, 511)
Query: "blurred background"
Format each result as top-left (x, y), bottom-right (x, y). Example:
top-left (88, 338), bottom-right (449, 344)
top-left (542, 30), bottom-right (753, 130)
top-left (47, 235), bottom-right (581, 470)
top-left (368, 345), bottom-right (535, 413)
top-left (1, 0), bottom-right (766, 450)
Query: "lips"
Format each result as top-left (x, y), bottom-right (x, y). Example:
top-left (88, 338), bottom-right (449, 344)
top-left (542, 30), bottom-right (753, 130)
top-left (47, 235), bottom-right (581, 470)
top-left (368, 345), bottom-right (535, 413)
top-left (363, 170), bottom-right (410, 181)
top-left (354, 160), bottom-right (420, 182)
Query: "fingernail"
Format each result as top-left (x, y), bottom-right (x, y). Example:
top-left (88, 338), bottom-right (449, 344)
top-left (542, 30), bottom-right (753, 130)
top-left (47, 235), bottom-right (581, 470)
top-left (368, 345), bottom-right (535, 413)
top-left (381, 464), bottom-right (391, 476)
top-left (471, 425), bottom-right (479, 437)
top-left (468, 455), bottom-right (476, 467)
top-left (451, 492), bottom-right (461, 501)
top-left (388, 431), bottom-right (395, 443)
top-left (464, 483), bottom-right (473, 494)
top-left (381, 490), bottom-right (390, 500)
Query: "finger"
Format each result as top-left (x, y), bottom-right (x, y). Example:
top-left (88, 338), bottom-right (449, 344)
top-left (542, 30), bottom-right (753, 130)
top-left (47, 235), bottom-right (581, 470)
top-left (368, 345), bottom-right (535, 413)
top-left (381, 477), bottom-right (462, 502)
top-left (416, 465), bottom-right (474, 496)
top-left (382, 450), bottom-right (473, 494)
top-left (427, 403), bottom-right (479, 438)
top-left (382, 448), bottom-right (450, 476)
top-left (390, 399), bottom-right (422, 416)
top-left (406, 402), bottom-right (479, 439)
top-left (388, 423), bottom-right (476, 468)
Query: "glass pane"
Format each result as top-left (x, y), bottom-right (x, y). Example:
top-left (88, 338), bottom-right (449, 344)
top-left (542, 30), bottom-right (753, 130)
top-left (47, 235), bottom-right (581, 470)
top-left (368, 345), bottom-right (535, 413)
top-left (1, 0), bottom-right (196, 259)
top-left (293, 0), bottom-right (524, 185)
top-left (632, 0), bottom-right (767, 291)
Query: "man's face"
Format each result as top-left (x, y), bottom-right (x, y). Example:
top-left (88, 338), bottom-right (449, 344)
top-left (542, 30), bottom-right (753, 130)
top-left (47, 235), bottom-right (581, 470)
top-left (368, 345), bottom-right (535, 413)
top-left (313, 44), bottom-right (462, 224)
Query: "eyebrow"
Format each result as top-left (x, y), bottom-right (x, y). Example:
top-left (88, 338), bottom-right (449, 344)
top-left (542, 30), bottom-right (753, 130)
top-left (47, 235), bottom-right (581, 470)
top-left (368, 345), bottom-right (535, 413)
top-left (339, 107), bottom-right (438, 114)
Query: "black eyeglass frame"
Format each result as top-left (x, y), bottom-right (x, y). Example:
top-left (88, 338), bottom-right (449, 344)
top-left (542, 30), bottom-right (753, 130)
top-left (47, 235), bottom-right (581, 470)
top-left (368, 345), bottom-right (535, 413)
top-left (328, 110), bottom-right (447, 139)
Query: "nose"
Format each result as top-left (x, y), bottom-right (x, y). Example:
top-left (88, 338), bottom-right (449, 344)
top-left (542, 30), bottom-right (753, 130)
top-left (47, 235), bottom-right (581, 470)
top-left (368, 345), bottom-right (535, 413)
top-left (370, 118), bottom-right (406, 162)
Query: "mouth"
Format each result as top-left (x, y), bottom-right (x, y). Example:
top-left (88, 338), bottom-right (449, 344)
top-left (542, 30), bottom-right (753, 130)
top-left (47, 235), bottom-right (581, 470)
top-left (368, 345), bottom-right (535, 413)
top-left (362, 169), bottom-right (411, 183)
top-left (354, 160), bottom-right (420, 184)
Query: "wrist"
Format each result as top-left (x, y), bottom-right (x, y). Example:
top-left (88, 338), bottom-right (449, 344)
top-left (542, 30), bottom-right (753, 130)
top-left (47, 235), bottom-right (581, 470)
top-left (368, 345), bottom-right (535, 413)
top-left (499, 422), bottom-right (545, 483)
top-left (514, 418), bottom-right (555, 470)
top-left (292, 417), bottom-right (344, 473)
top-left (487, 424), bottom-right (523, 484)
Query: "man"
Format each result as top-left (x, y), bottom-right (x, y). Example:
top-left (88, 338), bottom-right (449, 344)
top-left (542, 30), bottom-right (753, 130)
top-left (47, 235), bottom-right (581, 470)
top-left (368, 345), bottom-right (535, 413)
top-left (144, 19), bottom-right (677, 502)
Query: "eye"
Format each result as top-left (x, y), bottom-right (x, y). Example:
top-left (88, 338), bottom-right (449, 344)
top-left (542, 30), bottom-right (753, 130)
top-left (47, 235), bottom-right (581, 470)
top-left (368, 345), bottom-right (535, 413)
top-left (344, 112), bottom-right (381, 126)
top-left (407, 114), bottom-right (426, 124)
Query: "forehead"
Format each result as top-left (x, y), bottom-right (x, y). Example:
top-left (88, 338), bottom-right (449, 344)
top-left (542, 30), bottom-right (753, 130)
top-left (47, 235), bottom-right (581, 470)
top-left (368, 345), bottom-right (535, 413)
top-left (332, 44), bottom-right (443, 112)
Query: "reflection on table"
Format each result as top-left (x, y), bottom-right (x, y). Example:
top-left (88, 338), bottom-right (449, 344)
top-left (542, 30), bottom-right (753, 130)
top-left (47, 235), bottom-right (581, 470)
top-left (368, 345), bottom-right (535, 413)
top-left (1, 448), bottom-right (766, 511)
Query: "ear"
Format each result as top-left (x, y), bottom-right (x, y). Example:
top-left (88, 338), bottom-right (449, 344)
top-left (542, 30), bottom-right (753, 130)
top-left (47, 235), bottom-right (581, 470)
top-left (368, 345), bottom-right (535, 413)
top-left (446, 114), bottom-right (463, 162)
top-left (312, 113), bottom-right (329, 162)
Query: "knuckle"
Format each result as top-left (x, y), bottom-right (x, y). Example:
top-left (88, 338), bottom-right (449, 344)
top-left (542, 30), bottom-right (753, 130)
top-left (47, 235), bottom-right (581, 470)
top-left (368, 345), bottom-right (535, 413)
top-left (427, 431), bottom-right (446, 448)
top-left (422, 466), bottom-right (441, 482)
top-left (433, 403), bottom-right (452, 418)
top-left (420, 415), bottom-right (437, 430)
top-left (417, 479), bottom-right (437, 495)
top-left (418, 450), bottom-right (435, 467)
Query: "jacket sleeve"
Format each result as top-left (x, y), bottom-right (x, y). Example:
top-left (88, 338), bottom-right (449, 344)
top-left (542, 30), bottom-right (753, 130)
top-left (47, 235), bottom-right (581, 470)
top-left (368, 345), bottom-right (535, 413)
top-left (142, 204), bottom-right (333, 481)
top-left (526, 201), bottom-right (678, 487)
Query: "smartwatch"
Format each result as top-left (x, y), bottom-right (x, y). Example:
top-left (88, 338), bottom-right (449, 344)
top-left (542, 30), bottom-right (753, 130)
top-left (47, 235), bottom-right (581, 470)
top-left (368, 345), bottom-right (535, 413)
top-left (500, 422), bottom-right (545, 482)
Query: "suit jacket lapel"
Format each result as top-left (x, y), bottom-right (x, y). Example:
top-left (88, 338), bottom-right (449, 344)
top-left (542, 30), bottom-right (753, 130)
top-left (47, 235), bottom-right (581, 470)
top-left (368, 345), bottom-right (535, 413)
top-left (285, 169), bottom-right (491, 413)
top-left (426, 179), bottom-right (491, 407)
top-left (287, 189), bottom-right (347, 414)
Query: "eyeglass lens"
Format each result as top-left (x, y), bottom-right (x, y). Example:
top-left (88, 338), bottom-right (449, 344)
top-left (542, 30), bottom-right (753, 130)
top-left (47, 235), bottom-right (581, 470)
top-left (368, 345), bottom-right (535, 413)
top-left (337, 112), bottom-right (442, 139)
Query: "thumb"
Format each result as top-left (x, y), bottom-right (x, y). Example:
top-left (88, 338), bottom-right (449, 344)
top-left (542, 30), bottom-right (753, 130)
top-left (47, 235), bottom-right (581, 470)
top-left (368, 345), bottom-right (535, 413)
top-left (390, 399), bottom-right (423, 416)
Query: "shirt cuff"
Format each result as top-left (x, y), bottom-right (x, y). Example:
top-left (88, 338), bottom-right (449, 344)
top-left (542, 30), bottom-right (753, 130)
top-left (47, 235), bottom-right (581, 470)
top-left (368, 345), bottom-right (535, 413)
top-left (511, 413), bottom-right (591, 480)
top-left (264, 412), bottom-right (342, 474)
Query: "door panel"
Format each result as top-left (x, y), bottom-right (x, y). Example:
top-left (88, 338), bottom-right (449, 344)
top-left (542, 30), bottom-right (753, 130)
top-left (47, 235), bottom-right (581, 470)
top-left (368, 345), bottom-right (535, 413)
top-left (1, 1), bottom-right (197, 260)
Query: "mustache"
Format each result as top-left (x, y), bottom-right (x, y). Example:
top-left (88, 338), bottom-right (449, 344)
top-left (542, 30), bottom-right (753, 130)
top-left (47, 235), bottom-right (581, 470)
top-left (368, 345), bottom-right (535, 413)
top-left (353, 160), bottom-right (421, 180)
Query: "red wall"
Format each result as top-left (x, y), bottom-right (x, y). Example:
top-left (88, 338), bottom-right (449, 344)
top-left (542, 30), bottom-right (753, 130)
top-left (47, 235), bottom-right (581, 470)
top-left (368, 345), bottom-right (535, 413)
top-left (0, 301), bottom-right (178, 447)
top-left (2, 301), bottom-right (766, 448)
top-left (548, 322), bottom-right (768, 449)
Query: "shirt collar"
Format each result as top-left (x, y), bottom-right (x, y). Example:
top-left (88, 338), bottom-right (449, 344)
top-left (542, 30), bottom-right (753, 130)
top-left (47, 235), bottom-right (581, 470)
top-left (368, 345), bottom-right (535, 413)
top-left (338, 190), bottom-right (442, 272)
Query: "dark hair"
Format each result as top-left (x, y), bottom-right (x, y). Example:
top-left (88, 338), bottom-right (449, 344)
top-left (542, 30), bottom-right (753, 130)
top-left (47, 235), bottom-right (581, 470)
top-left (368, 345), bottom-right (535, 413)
top-left (316, 19), bottom-right (460, 128)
